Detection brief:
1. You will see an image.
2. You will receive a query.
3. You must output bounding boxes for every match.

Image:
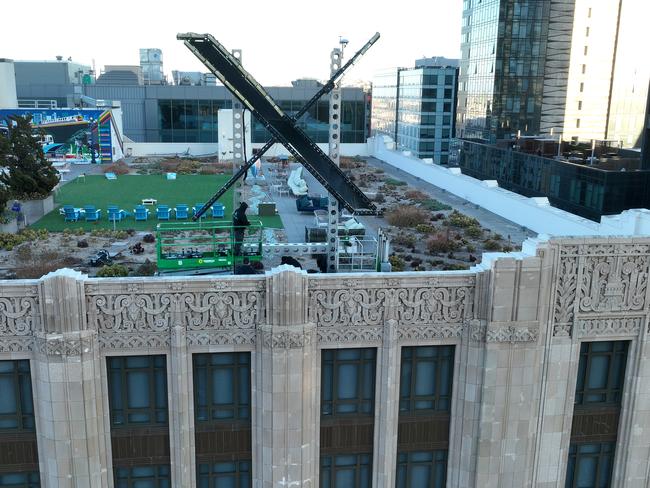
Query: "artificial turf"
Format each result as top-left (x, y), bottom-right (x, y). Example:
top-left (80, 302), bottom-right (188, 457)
top-left (31, 174), bottom-right (284, 232)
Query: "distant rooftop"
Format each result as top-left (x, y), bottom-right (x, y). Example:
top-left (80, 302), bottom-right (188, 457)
top-left (415, 57), bottom-right (459, 68)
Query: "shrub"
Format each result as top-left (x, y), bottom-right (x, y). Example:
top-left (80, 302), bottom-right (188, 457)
top-left (415, 224), bottom-right (435, 234)
top-left (502, 245), bottom-right (513, 252)
top-left (465, 225), bottom-right (483, 239)
top-left (392, 233), bottom-right (417, 247)
top-left (420, 199), bottom-right (452, 212)
top-left (493, 233), bottom-right (503, 241)
top-left (160, 160), bottom-right (180, 172)
top-left (426, 234), bottom-right (460, 254)
top-left (405, 190), bottom-right (428, 201)
top-left (0, 229), bottom-right (48, 251)
top-left (14, 243), bottom-right (33, 263)
top-left (483, 239), bottom-right (502, 251)
top-left (77, 240), bottom-right (88, 248)
top-left (442, 263), bottom-right (470, 271)
top-left (447, 210), bottom-right (480, 228)
top-left (103, 161), bottom-right (130, 175)
top-left (176, 161), bottom-right (201, 174)
top-left (199, 166), bottom-right (219, 175)
top-left (384, 177), bottom-right (408, 186)
top-left (143, 233), bottom-right (155, 243)
top-left (74, 228), bottom-right (86, 236)
top-left (13, 249), bottom-right (70, 279)
top-left (386, 206), bottom-right (430, 228)
top-left (389, 254), bottom-right (405, 271)
top-left (373, 193), bottom-right (386, 204)
top-left (466, 244), bottom-right (476, 253)
top-left (134, 259), bottom-right (157, 276)
top-left (373, 168), bottom-right (384, 174)
top-left (96, 264), bottom-right (129, 278)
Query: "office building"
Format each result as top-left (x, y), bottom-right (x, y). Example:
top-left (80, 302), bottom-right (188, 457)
top-left (371, 58), bottom-right (458, 164)
top-left (13, 61), bottom-right (370, 145)
top-left (3, 235), bottom-right (650, 486)
top-left (457, 0), bottom-right (650, 148)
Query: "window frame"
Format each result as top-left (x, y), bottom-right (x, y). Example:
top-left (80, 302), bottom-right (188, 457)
top-left (107, 355), bottom-right (169, 428)
top-left (321, 348), bottom-right (377, 417)
top-left (396, 450), bottom-right (448, 488)
top-left (197, 460), bottom-right (251, 488)
top-left (113, 464), bottom-right (170, 488)
top-left (0, 359), bottom-right (35, 432)
top-left (399, 346), bottom-right (455, 414)
top-left (193, 352), bottom-right (251, 423)
top-left (575, 341), bottom-right (628, 406)
top-left (565, 442), bottom-right (614, 488)
top-left (320, 453), bottom-right (372, 488)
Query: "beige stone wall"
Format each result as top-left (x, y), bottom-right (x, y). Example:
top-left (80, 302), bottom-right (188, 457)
top-left (2, 237), bottom-right (650, 487)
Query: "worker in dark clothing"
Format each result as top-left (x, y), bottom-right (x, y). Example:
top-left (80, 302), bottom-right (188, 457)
top-left (232, 202), bottom-right (250, 256)
top-left (281, 255), bottom-right (302, 269)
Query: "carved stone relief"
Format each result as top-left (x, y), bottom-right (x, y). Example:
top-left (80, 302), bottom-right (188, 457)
top-left (551, 242), bottom-right (650, 338)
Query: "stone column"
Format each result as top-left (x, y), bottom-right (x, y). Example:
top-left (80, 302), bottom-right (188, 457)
top-left (254, 266), bottom-right (318, 488)
top-left (472, 256), bottom-right (546, 487)
top-left (33, 270), bottom-right (109, 487)
top-left (169, 325), bottom-right (195, 487)
top-left (373, 318), bottom-right (400, 488)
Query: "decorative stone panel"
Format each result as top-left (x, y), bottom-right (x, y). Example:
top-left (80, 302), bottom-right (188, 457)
top-left (550, 241), bottom-right (650, 337)
top-left (0, 283), bottom-right (40, 353)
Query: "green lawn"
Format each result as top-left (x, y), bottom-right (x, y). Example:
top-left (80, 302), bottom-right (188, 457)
top-left (32, 174), bottom-right (283, 231)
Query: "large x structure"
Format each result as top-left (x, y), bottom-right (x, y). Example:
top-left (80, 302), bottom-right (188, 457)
top-left (178, 32), bottom-right (380, 219)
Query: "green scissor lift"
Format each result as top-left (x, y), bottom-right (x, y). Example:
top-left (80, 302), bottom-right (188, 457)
top-left (156, 221), bottom-right (264, 275)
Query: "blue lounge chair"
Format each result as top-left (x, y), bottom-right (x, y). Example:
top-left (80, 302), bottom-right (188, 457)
top-left (193, 203), bottom-right (209, 219)
top-left (175, 204), bottom-right (189, 220)
top-left (211, 203), bottom-right (225, 218)
top-left (156, 205), bottom-right (171, 220)
top-left (107, 208), bottom-right (125, 222)
top-left (134, 205), bottom-right (150, 221)
top-left (63, 206), bottom-right (80, 222)
top-left (84, 206), bottom-right (101, 222)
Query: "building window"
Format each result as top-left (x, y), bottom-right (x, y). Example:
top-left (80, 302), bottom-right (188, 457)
top-left (320, 454), bottom-right (371, 488)
top-left (588, 7), bottom-right (592, 17)
top-left (0, 360), bottom-right (35, 431)
top-left (580, 83), bottom-right (584, 93)
top-left (578, 101), bottom-right (583, 111)
top-left (114, 465), bottom-right (170, 488)
top-left (399, 346), bottom-right (454, 413)
top-left (584, 46), bottom-right (588, 56)
top-left (576, 119), bottom-right (581, 128)
top-left (107, 356), bottom-right (168, 427)
top-left (585, 27), bottom-right (590, 37)
top-left (193, 353), bottom-right (250, 422)
top-left (565, 443), bottom-right (614, 488)
top-left (582, 65), bottom-right (586, 74)
top-left (321, 348), bottom-right (376, 416)
top-left (0, 473), bottom-right (40, 488)
top-left (396, 451), bottom-right (447, 488)
top-left (575, 341), bottom-right (628, 406)
top-left (197, 460), bottom-right (250, 488)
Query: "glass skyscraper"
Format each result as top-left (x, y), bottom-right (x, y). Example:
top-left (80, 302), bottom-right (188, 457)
top-left (372, 59), bottom-right (459, 164)
top-left (457, 0), bottom-right (650, 148)
top-left (457, 0), bottom-right (550, 141)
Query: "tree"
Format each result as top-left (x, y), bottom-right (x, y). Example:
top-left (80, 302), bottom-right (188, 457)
top-left (0, 115), bottom-right (59, 199)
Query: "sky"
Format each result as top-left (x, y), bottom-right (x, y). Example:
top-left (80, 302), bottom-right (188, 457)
top-left (3, 0), bottom-right (463, 86)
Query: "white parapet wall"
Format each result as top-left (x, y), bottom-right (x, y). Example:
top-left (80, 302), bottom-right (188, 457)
top-left (368, 135), bottom-right (650, 237)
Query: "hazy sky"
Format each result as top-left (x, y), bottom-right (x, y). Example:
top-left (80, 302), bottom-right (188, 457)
top-left (4, 0), bottom-right (462, 86)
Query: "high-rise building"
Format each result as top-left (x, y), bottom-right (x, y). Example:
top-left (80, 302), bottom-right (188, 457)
top-left (457, 0), bottom-right (650, 147)
top-left (371, 58), bottom-right (459, 164)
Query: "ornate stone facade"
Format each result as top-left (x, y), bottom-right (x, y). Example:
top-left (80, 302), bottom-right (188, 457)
top-left (2, 237), bottom-right (650, 487)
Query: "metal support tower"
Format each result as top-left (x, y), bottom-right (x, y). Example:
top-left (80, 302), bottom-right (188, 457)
top-left (326, 43), bottom-right (344, 271)
top-left (231, 49), bottom-right (245, 208)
